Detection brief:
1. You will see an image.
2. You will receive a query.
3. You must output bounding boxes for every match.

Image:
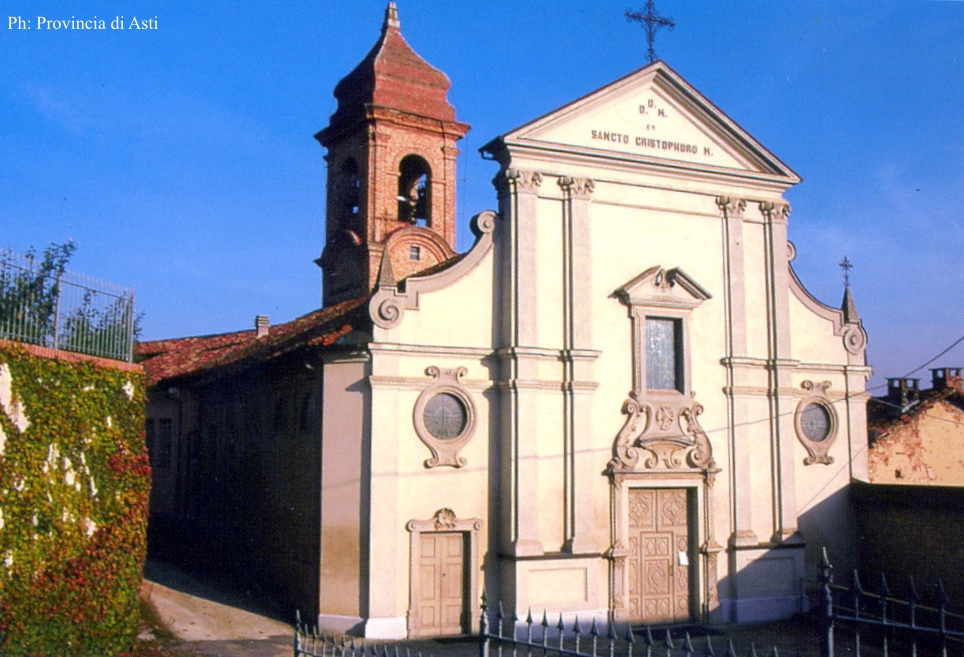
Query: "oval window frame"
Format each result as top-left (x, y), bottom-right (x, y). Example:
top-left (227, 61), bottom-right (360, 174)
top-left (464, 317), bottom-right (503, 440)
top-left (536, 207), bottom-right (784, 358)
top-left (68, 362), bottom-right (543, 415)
top-left (794, 381), bottom-right (839, 465)
top-left (413, 366), bottom-right (476, 468)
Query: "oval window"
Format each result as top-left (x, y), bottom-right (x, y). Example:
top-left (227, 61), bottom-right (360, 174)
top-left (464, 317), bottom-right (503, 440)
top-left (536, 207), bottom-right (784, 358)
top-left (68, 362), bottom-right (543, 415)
top-left (800, 403), bottom-right (831, 442)
top-left (422, 393), bottom-right (467, 440)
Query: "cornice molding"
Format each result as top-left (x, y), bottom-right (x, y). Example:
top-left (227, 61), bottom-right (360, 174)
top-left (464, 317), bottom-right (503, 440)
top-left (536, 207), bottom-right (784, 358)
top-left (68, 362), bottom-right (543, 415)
top-left (370, 211), bottom-right (497, 329)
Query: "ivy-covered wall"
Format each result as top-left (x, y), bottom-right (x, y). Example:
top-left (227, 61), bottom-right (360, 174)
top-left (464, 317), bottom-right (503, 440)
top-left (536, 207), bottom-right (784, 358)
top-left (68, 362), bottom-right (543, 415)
top-left (0, 342), bottom-right (150, 656)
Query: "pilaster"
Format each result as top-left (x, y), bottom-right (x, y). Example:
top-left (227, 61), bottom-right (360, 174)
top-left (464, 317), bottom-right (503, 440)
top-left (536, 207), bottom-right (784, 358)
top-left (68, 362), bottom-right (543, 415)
top-left (759, 201), bottom-right (798, 542)
top-left (496, 167), bottom-right (545, 556)
top-left (717, 195), bottom-right (757, 547)
top-left (559, 176), bottom-right (596, 554)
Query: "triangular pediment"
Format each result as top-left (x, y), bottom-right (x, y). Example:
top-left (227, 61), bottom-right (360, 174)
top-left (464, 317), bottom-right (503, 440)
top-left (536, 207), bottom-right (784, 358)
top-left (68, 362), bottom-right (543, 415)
top-left (495, 61), bottom-right (799, 182)
top-left (615, 266), bottom-right (711, 309)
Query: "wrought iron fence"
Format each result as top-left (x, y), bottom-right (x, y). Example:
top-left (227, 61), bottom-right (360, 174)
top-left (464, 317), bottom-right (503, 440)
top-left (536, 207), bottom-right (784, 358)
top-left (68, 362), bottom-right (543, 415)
top-left (295, 611), bottom-right (433, 657)
top-left (479, 602), bottom-right (785, 657)
top-left (296, 558), bottom-right (963, 657)
top-left (0, 247), bottom-right (136, 362)
top-left (819, 548), bottom-right (964, 657)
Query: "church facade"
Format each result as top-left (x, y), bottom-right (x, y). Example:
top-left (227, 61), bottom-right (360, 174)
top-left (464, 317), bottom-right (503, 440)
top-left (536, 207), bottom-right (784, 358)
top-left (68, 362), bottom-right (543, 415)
top-left (139, 3), bottom-right (870, 639)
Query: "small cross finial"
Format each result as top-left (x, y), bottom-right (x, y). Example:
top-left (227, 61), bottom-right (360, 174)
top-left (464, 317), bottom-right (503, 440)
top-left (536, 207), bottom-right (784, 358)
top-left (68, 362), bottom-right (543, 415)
top-left (839, 256), bottom-right (853, 288)
top-left (625, 0), bottom-right (675, 64)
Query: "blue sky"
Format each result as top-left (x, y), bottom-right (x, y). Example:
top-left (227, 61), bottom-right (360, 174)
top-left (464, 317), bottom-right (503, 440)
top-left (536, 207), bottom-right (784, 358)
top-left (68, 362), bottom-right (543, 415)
top-left (2, 1), bottom-right (963, 391)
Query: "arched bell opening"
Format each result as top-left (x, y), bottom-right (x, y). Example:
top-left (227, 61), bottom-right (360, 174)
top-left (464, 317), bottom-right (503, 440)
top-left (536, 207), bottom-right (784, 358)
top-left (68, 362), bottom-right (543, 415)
top-left (397, 155), bottom-right (432, 226)
top-left (339, 158), bottom-right (361, 224)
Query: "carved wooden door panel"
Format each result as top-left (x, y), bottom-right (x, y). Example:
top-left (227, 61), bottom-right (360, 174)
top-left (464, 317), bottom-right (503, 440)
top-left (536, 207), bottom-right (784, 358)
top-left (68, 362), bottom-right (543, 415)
top-left (418, 532), bottom-right (466, 635)
top-left (627, 488), bottom-right (692, 623)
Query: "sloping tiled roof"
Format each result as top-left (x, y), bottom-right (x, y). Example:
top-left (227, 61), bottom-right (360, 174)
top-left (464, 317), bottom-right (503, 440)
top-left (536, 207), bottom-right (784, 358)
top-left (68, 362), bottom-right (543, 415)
top-left (136, 297), bottom-right (368, 387)
top-left (867, 386), bottom-right (964, 441)
top-left (323, 3), bottom-right (457, 137)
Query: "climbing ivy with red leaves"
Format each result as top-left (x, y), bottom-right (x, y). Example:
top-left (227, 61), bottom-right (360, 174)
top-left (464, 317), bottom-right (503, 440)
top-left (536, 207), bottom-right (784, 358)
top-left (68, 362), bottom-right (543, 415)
top-left (0, 345), bottom-right (150, 656)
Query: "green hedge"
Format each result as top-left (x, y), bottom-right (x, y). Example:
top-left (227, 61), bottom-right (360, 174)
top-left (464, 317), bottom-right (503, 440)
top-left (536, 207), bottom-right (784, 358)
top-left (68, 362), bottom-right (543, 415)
top-left (0, 345), bottom-right (150, 656)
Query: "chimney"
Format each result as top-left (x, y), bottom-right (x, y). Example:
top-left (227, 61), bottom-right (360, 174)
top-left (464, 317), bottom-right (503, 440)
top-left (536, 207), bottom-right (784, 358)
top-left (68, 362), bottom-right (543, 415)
top-left (887, 377), bottom-right (920, 409)
top-left (255, 315), bottom-right (270, 338)
top-left (931, 367), bottom-right (964, 392)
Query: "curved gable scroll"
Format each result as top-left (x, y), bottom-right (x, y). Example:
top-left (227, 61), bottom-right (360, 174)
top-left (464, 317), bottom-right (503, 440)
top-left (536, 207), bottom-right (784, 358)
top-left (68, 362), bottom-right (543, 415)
top-left (608, 266), bottom-right (716, 475)
top-left (370, 211), bottom-right (497, 330)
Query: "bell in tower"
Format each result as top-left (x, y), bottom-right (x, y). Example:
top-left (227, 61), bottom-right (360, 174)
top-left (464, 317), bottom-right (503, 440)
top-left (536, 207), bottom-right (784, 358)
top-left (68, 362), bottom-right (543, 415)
top-left (315, 2), bottom-right (470, 307)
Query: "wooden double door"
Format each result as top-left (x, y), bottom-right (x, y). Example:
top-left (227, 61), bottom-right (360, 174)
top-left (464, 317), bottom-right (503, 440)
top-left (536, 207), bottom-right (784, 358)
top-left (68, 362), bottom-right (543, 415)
top-left (417, 532), bottom-right (467, 635)
top-left (627, 488), bottom-right (694, 623)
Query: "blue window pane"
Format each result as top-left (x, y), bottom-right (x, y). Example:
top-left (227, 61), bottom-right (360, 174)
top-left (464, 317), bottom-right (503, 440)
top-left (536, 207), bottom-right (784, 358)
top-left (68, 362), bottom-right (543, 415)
top-left (646, 318), bottom-right (680, 391)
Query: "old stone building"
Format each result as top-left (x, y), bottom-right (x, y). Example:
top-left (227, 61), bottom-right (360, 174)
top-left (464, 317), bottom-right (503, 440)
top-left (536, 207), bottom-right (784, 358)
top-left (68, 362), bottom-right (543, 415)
top-left (139, 3), bottom-right (870, 639)
top-left (867, 368), bottom-right (964, 485)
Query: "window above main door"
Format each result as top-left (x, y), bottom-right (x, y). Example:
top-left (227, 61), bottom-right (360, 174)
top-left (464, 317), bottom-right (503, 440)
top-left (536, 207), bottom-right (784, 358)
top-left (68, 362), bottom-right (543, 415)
top-left (609, 267), bottom-right (715, 474)
top-left (614, 266), bottom-right (710, 398)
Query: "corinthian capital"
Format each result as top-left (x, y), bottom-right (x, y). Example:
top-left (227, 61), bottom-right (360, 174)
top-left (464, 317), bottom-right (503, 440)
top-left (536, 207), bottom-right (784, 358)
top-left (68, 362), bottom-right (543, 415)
top-left (715, 196), bottom-right (746, 215)
top-left (558, 176), bottom-right (595, 200)
top-left (759, 201), bottom-right (791, 223)
top-left (496, 168), bottom-right (543, 194)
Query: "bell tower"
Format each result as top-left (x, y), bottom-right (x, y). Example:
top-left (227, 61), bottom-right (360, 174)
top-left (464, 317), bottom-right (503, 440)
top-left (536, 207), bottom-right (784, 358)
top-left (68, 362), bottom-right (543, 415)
top-left (315, 2), bottom-right (470, 306)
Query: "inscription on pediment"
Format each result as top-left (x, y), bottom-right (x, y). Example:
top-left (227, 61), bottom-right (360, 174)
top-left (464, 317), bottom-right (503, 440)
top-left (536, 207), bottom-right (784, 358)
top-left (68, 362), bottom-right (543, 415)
top-left (528, 88), bottom-right (745, 169)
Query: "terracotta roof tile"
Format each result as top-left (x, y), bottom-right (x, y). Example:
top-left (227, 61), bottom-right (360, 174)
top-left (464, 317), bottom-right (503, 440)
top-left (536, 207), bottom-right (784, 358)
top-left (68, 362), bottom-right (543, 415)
top-left (867, 386), bottom-right (964, 439)
top-left (136, 297), bottom-right (368, 387)
top-left (321, 3), bottom-right (458, 138)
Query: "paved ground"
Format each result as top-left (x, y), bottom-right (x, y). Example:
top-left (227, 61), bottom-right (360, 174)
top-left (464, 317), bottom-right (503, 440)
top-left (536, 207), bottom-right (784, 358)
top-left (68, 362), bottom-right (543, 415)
top-left (141, 560), bottom-right (829, 657)
top-left (141, 560), bottom-right (293, 657)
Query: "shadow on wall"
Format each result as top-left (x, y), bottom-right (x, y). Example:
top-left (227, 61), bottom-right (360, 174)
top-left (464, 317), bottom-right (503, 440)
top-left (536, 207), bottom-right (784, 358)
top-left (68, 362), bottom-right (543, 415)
top-left (714, 485), bottom-right (858, 624)
top-left (852, 481), bottom-right (964, 601)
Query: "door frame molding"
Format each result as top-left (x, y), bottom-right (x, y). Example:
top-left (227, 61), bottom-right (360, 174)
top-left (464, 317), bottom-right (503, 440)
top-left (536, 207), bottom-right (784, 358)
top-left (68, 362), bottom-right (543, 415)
top-left (607, 474), bottom-right (720, 624)
top-left (405, 508), bottom-right (483, 637)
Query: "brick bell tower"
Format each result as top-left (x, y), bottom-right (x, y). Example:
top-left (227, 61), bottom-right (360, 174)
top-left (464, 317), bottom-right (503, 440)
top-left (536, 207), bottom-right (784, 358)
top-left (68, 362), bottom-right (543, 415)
top-left (315, 2), bottom-right (470, 307)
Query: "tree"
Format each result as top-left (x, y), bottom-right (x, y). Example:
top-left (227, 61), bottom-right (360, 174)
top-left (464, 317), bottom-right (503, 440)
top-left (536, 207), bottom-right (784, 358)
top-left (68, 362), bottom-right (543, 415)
top-left (0, 241), bottom-right (77, 346)
top-left (0, 241), bottom-right (140, 361)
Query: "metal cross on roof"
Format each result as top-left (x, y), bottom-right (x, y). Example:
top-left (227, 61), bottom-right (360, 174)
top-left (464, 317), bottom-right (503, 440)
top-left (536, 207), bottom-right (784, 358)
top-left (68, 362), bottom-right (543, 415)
top-left (625, 0), bottom-right (676, 64)
top-left (839, 256), bottom-right (853, 288)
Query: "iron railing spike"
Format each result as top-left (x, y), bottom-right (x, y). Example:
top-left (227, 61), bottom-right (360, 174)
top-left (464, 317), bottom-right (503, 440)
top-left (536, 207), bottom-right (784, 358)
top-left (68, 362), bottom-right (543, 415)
top-left (684, 632), bottom-right (694, 654)
top-left (664, 628), bottom-right (674, 650)
top-left (626, 624), bottom-right (636, 644)
top-left (645, 626), bottom-right (655, 647)
top-left (608, 619), bottom-right (618, 641)
top-left (526, 608), bottom-right (534, 625)
top-left (748, 642), bottom-right (758, 657)
top-left (704, 634), bottom-right (716, 657)
top-left (770, 646), bottom-right (779, 657)
top-left (542, 610), bottom-right (550, 628)
top-left (591, 617), bottom-right (600, 637)
top-left (880, 572), bottom-right (891, 597)
top-left (936, 577), bottom-right (950, 604)
top-left (820, 546), bottom-right (833, 573)
top-left (558, 613), bottom-right (566, 652)
top-left (908, 574), bottom-right (920, 602)
top-left (498, 601), bottom-right (506, 621)
top-left (852, 569), bottom-right (864, 594)
top-left (725, 639), bottom-right (737, 657)
top-left (573, 615), bottom-right (582, 635)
